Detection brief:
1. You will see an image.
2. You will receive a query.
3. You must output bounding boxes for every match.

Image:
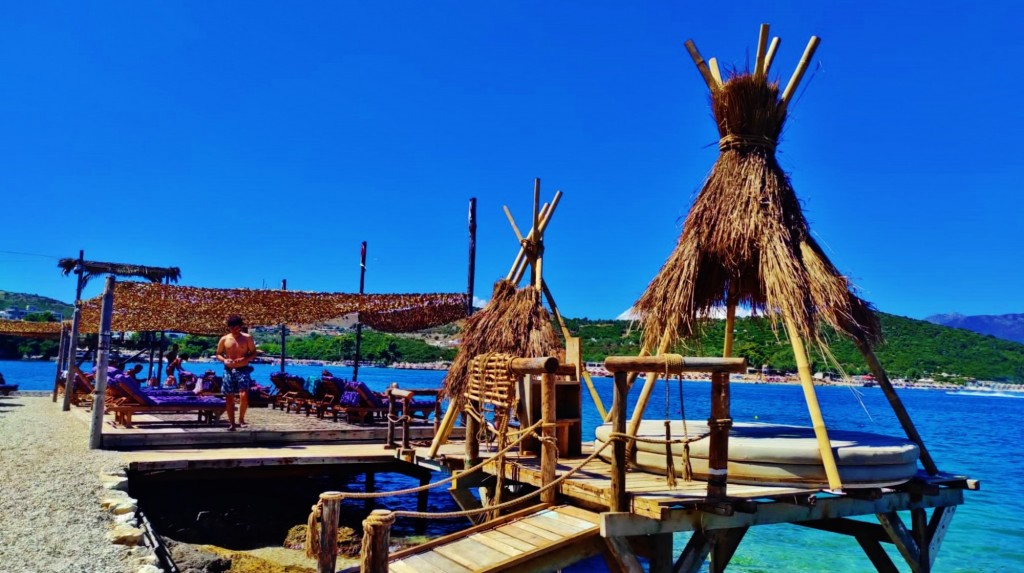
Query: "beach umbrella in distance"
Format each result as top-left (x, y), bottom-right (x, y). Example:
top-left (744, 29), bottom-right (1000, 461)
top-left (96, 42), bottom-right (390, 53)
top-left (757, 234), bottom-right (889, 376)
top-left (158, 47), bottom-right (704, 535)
top-left (629, 25), bottom-right (934, 491)
top-left (58, 259), bottom-right (181, 288)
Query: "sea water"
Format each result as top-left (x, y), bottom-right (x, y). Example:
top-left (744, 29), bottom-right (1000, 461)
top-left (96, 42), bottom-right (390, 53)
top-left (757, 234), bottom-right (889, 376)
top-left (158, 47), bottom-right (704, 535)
top-left (4, 359), bottom-right (1021, 572)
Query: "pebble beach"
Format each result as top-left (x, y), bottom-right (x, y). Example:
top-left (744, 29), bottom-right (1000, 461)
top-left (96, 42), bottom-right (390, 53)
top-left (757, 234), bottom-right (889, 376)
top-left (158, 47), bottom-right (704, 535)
top-left (0, 393), bottom-right (135, 573)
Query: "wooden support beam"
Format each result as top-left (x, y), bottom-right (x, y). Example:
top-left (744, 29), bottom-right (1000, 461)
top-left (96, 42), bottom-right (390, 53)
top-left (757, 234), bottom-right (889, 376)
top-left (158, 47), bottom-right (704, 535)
top-left (605, 355), bottom-right (746, 374)
top-left (600, 487), bottom-right (964, 537)
top-left (855, 339), bottom-right (939, 475)
top-left (540, 371), bottom-right (557, 503)
top-left (673, 530), bottom-right (711, 573)
top-left (611, 371), bottom-right (629, 512)
top-left (648, 533), bottom-right (674, 573)
top-left (927, 506), bottom-right (956, 569)
top-left (709, 527), bottom-right (748, 573)
top-left (856, 537), bottom-right (901, 573)
top-left (604, 536), bottom-right (644, 573)
top-left (796, 518), bottom-right (891, 544)
top-left (684, 39), bottom-right (718, 91)
top-left (877, 511), bottom-right (924, 573)
top-left (448, 486), bottom-right (484, 525)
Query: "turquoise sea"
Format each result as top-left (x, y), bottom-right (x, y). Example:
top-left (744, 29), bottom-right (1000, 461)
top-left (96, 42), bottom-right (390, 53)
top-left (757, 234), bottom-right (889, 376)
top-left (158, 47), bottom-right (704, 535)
top-left (4, 359), bottom-right (1021, 572)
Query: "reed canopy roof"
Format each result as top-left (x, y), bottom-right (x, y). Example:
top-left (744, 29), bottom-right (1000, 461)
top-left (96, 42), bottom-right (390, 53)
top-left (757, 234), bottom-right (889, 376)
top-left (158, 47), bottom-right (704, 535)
top-left (0, 319), bottom-right (63, 339)
top-left (441, 279), bottom-right (560, 400)
top-left (58, 259), bottom-right (181, 287)
top-left (634, 55), bottom-right (880, 352)
top-left (78, 282), bottom-right (468, 335)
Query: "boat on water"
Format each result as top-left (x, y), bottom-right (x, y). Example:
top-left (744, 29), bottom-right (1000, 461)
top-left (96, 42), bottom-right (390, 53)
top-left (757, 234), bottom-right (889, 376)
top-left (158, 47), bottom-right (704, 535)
top-left (595, 420), bottom-right (920, 488)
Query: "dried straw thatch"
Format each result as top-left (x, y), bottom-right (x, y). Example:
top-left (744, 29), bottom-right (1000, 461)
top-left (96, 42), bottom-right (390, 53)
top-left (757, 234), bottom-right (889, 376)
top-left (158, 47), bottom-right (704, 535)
top-left (0, 319), bottom-right (62, 339)
top-left (58, 259), bottom-right (181, 287)
top-left (441, 279), bottom-right (559, 401)
top-left (634, 72), bottom-right (880, 352)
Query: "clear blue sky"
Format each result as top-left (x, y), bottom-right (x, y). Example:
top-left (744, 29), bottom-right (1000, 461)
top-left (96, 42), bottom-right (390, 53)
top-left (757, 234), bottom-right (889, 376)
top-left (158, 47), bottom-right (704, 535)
top-left (2, 1), bottom-right (1022, 320)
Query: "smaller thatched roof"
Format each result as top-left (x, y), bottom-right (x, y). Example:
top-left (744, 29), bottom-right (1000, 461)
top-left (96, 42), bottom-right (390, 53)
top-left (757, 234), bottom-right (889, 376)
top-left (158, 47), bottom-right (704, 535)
top-left (0, 319), bottom-right (62, 339)
top-left (58, 259), bottom-right (181, 287)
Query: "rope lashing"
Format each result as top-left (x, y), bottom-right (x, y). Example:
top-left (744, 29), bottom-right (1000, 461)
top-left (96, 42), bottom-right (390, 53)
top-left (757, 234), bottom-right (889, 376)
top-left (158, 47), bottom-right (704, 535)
top-left (718, 133), bottom-right (776, 152)
top-left (304, 500), bottom-right (324, 559)
top-left (359, 510), bottom-right (396, 568)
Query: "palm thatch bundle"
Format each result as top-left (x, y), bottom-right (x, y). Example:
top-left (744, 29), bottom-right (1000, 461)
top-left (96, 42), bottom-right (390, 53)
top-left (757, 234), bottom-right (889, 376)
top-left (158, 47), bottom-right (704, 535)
top-left (58, 258), bottom-right (181, 287)
top-left (634, 50), bottom-right (880, 354)
top-left (441, 279), bottom-right (559, 402)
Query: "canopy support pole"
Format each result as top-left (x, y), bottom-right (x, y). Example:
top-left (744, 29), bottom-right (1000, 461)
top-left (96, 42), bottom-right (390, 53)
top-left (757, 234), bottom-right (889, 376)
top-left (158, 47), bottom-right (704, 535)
top-left (784, 317), bottom-right (843, 491)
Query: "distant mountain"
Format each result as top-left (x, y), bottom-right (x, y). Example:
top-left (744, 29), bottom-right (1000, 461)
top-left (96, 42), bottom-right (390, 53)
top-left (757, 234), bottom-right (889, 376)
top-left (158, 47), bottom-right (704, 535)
top-left (924, 312), bottom-right (1024, 345)
top-left (0, 290), bottom-right (74, 318)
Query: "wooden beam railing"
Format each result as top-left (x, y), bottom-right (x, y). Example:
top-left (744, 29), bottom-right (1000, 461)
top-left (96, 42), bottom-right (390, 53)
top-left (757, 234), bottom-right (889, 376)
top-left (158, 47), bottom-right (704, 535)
top-left (604, 355), bottom-right (747, 510)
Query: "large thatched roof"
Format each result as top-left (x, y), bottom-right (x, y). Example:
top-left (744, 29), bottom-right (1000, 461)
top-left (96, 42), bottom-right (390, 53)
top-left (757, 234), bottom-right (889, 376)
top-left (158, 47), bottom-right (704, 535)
top-left (77, 282), bottom-right (467, 335)
top-left (58, 259), bottom-right (181, 287)
top-left (634, 59), bottom-right (880, 352)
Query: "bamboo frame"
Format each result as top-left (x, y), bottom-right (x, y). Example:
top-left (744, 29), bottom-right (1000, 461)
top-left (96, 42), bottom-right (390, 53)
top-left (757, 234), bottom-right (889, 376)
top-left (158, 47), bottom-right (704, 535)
top-left (708, 57), bottom-right (723, 87)
top-left (784, 317), bottom-right (842, 490)
top-left (684, 39), bottom-right (718, 91)
top-left (753, 23), bottom-right (770, 80)
top-left (781, 36), bottom-right (821, 104)
top-left (764, 37), bottom-right (781, 76)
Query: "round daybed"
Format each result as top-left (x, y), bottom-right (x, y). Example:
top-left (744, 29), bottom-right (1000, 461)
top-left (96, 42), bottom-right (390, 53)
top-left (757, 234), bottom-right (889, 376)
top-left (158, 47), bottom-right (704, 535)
top-left (595, 420), bottom-right (920, 488)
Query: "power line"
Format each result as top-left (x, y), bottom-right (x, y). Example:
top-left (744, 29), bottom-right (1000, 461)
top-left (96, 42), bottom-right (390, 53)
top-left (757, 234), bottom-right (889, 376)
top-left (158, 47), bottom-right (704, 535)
top-left (0, 249), bottom-right (62, 260)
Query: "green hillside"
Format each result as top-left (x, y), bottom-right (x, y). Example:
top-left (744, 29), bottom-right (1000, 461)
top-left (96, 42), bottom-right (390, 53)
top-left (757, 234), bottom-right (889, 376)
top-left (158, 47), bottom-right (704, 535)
top-left (0, 290), bottom-right (74, 317)
top-left (564, 313), bottom-right (1024, 383)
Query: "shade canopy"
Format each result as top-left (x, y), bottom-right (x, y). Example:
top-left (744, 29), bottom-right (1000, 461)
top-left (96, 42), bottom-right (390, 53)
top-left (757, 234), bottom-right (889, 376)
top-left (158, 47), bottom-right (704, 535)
top-left (77, 281), bottom-right (468, 335)
top-left (0, 319), bottom-right (62, 339)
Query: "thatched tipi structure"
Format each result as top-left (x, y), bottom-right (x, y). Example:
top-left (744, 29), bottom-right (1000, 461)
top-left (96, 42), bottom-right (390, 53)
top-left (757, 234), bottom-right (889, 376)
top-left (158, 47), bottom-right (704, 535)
top-left (630, 25), bottom-right (936, 490)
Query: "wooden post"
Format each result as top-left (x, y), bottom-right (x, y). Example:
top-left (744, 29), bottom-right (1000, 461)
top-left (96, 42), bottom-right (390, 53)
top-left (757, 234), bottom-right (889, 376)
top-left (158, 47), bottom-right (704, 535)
top-left (433, 399), bottom-right (442, 434)
top-left (784, 318), bottom-right (843, 490)
top-left (506, 192), bottom-right (561, 281)
top-left (353, 241), bottom-right (367, 382)
top-left (540, 371), bottom-right (557, 503)
top-left (89, 276), bottom-right (116, 449)
top-left (52, 326), bottom-right (67, 402)
top-left (402, 397), bottom-right (412, 450)
top-left (465, 409), bottom-right (480, 469)
top-left (764, 37), bottom-right (781, 75)
top-left (280, 279), bottom-right (287, 373)
top-left (611, 371), bottom-right (628, 512)
top-left (532, 178), bottom-right (542, 289)
top-left (364, 473), bottom-right (375, 512)
top-left (855, 339), bottom-right (939, 476)
top-left (466, 197), bottom-right (477, 316)
top-left (684, 39), bottom-right (718, 91)
top-left (418, 474), bottom-right (430, 513)
top-left (385, 388), bottom-right (397, 450)
top-left (359, 510), bottom-right (395, 573)
top-left (62, 306), bottom-right (82, 412)
top-left (428, 400), bottom-right (458, 459)
top-left (706, 371), bottom-right (732, 498)
top-left (317, 491), bottom-right (344, 573)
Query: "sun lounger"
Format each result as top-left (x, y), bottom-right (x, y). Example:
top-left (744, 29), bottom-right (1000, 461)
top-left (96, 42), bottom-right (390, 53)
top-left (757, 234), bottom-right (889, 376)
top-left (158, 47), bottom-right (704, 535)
top-left (321, 380), bottom-right (389, 424)
top-left (106, 377), bottom-right (226, 428)
top-left (386, 384), bottom-right (441, 422)
top-left (56, 370), bottom-right (96, 406)
top-left (308, 377), bottom-right (346, 419)
top-left (269, 372), bottom-right (316, 413)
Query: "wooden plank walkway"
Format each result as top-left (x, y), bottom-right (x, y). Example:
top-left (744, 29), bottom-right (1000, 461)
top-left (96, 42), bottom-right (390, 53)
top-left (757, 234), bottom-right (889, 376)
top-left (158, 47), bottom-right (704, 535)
top-left (386, 505), bottom-right (604, 573)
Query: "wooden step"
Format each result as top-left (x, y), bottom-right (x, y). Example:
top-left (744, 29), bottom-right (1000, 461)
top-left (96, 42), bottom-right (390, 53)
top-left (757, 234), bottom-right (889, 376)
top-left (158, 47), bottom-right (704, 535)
top-left (389, 505), bottom-right (602, 573)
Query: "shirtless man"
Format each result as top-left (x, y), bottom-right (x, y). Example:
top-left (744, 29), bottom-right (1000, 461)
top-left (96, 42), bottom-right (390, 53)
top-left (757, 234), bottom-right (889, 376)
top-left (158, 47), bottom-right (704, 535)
top-left (216, 314), bottom-right (257, 431)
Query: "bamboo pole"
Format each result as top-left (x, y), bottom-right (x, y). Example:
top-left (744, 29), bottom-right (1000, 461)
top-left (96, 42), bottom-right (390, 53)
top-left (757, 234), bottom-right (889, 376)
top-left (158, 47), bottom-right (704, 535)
top-left (764, 37), bottom-right (781, 76)
top-left (784, 317), bottom-right (843, 490)
top-left (506, 199), bottom-right (557, 282)
top-left (624, 327), bottom-right (673, 455)
top-left (611, 370), bottom-right (628, 512)
top-left (89, 276), bottom-right (115, 450)
top-left (541, 281), bottom-right (608, 419)
top-left (753, 23), bottom-right (770, 80)
top-left (684, 39), bottom-right (718, 91)
top-left (723, 302), bottom-right (737, 358)
top-left (533, 180), bottom-right (544, 293)
top-left (708, 57), bottom-right (723, 87)
top-left (781, 36), bottom-right (821, 105)
top-left (707, 370), bottom-right (731, 498)
top-left (855, 339), bottom-right (939, 475)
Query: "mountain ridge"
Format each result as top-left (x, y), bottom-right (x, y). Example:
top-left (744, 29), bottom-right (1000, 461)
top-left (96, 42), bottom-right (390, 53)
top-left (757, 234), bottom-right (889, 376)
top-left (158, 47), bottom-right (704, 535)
top-left (924, 312), bottom-right (1024, 344)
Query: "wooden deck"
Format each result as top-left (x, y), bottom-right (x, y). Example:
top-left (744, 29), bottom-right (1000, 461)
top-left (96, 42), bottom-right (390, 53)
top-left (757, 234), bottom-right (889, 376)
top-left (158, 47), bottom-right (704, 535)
top-left (384, 505), bottom-right (603, 573)
top-left (418, 441), bottom-right (973, 532)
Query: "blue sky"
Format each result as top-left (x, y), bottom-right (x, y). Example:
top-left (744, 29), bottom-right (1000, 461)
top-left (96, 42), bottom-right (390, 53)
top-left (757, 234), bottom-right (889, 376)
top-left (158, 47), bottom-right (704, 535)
top-left (2, 1), bottom-right (1022, 320)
